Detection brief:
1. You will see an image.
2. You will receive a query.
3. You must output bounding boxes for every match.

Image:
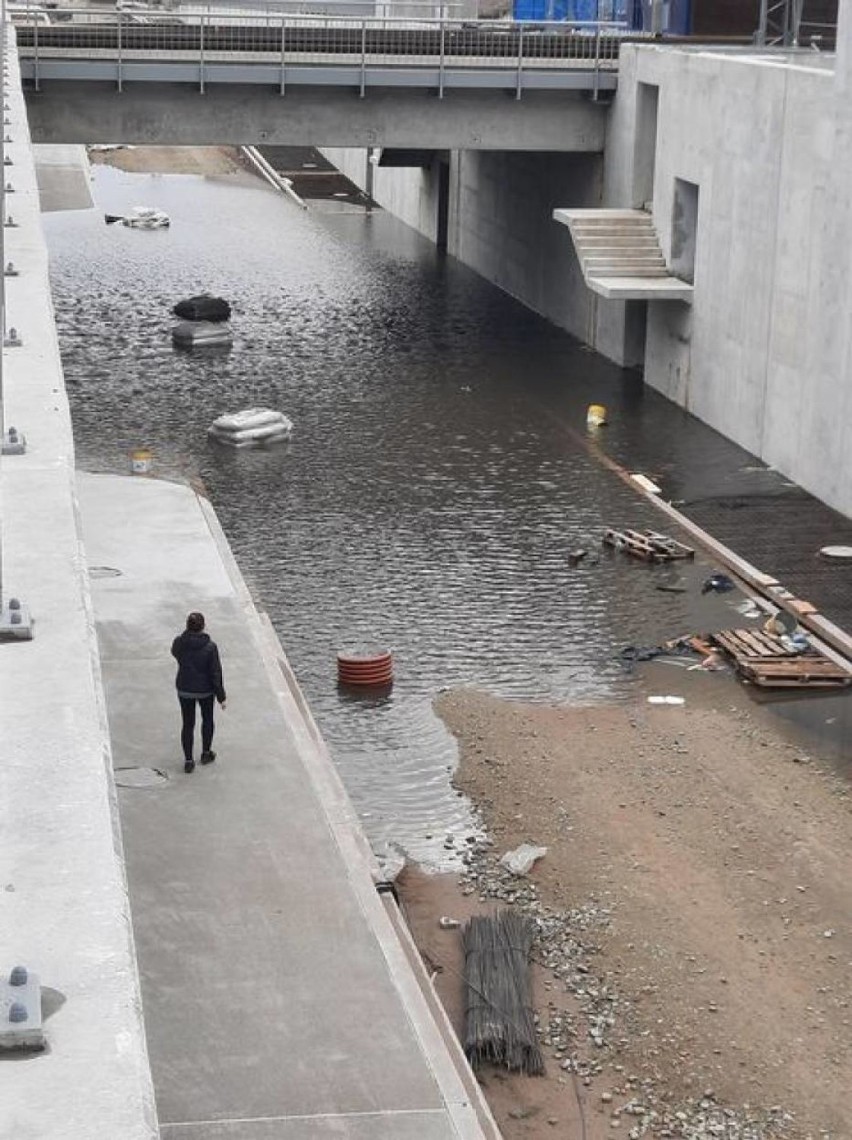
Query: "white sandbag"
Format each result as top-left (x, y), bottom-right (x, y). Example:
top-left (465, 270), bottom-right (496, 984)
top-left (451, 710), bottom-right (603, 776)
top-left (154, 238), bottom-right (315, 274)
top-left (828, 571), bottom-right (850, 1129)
top-left (209, 420), bottom-right (292, 443)
top-left (210, 407), bottom-right (289, 433)
top-left (208, 425), bottom-right (292, 449)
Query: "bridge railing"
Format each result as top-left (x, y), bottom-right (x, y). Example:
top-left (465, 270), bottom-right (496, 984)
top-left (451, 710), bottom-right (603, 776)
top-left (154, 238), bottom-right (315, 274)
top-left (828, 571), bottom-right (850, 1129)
top-left (15, 7), bottom-right (637, 95)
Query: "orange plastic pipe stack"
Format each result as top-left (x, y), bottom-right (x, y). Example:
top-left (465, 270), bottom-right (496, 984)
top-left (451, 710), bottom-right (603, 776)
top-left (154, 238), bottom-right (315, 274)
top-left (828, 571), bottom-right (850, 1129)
top-left (337, 650), bottom-right (394, 687)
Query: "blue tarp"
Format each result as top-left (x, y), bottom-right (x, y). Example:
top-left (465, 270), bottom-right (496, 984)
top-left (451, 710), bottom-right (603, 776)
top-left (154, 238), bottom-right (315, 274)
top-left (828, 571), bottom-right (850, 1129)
top-left (511, 0), bottom-right (690, 29)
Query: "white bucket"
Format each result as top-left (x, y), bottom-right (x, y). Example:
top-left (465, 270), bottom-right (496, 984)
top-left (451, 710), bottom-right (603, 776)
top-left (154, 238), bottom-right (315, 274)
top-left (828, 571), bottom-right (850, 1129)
top-left (130, 448), bottom-right (153, 475)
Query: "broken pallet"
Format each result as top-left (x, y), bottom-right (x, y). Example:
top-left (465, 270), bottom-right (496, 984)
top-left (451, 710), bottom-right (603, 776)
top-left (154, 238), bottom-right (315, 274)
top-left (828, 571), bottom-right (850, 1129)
top-left (603, 527), bottom-right (695, 563)
top-left (710, 628), bottom-right (852, 689)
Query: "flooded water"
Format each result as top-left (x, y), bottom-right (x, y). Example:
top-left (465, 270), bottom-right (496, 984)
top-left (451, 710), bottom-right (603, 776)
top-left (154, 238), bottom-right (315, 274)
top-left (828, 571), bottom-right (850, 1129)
top-left (43, 163), bottom-right (850, 868)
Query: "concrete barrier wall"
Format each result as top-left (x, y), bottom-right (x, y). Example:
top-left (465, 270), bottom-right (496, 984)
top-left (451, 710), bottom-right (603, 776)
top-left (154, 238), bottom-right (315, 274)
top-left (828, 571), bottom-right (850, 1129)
top-left (0, 37), bottom-right (158, 1140)
top-left (606, 42), bottom-right (851, 513)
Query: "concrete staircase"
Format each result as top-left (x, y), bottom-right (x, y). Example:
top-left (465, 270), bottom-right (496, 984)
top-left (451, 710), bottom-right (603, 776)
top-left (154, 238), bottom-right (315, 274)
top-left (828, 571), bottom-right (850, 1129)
top-left (552, 207), bottom-right (694, 302)
top-left (572, 210), bottom-right (668, 278)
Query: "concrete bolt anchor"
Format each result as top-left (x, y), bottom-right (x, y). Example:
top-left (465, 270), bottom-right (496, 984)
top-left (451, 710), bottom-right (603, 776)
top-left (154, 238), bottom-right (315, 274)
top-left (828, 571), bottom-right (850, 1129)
top-left (4, 260), bottom-right (17, 275)
top-left (9, 966), bottom-right (27, 985)
top-left (4, 135), bottom-right (12, 143)
top-left (4, 182), bottom-right (13, 193)
top-left (9, 1002), bottom-right (27, 1023)
top-left (4, 214), bottom-right (16, 227)
top-left (4, 327), bottom-right (21, 346)
top-left (3, 157), bottom-right (12, 166)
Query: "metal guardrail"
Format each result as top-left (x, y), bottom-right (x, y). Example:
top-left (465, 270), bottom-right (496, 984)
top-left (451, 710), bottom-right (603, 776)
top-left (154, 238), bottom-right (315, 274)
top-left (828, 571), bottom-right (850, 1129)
top-left (14, 7), bottom-right (635, 97)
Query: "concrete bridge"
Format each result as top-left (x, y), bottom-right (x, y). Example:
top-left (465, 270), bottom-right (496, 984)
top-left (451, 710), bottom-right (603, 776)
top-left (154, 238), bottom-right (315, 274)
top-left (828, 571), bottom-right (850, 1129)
top-left (17, 9), bottom-right (632, 149)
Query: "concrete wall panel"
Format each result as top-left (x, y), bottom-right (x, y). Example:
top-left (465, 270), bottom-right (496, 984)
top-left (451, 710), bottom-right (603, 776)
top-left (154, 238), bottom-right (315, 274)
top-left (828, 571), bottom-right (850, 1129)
top-left (615, 41), bottom-right (851, 512)
top-left (451, 149), bottom-right (601, 344)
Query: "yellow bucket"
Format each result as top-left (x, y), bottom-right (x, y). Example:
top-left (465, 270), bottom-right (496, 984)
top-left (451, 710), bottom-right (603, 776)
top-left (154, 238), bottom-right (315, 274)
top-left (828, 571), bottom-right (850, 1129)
top-left (130, 447), bottom-right (153, 475)
top-left (586, 404), bottom-right (608, 428)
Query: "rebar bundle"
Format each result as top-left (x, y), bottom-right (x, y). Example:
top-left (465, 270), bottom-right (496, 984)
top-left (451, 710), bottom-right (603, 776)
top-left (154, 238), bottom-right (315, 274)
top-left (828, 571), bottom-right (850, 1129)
top-left (461, 910), bottom-right (544, 1076)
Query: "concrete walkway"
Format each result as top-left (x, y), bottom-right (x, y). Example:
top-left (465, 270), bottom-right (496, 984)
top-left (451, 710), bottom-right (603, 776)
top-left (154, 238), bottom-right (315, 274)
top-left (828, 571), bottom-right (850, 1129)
top-left (77, 471), bottom-right (495, 1140)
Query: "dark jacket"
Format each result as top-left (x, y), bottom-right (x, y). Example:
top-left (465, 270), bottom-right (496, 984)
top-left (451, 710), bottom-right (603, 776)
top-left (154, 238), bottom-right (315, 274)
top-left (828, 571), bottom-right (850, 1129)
top-left (171, 631), bottom-right (226, 702)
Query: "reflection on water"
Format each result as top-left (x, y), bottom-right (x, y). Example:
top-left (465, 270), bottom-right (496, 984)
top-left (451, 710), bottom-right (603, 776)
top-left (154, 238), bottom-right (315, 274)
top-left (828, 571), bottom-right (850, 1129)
top-left (44, 164), bottom-right (851, 867)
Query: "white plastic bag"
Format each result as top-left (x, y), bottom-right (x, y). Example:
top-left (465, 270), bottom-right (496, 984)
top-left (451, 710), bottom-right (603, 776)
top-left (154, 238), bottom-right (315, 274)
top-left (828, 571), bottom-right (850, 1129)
top-left (499, 843), bottom-right (547, 876)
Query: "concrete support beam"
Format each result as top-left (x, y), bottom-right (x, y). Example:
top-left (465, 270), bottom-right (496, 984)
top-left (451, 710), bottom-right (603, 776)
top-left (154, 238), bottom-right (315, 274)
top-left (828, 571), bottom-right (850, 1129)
top-left (23, 82), bottom-right (607, 152)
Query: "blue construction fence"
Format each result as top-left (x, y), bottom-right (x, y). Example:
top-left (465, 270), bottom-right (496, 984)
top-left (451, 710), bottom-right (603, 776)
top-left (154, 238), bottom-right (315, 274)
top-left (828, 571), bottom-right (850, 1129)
top-left (511, 0), bottom-right (691, 34)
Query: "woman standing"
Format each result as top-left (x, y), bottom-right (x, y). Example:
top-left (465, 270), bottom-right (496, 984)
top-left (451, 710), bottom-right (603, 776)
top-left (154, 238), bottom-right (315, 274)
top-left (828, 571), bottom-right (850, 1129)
top-left (171, 611), bottom-right (227, 773)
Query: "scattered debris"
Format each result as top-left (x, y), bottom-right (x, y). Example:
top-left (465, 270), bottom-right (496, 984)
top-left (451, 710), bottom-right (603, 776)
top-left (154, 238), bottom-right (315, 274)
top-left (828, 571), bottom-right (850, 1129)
top-left (500, 843), bottom-right (548, 876)
top-left (604, 528), bottom-right (695, 563)
top-left (374, 840), bottom-right (406, 882)
top-left (104, 205), bottom-right (169, 229)
top-left (567, 549), bottom-right (588, 567)
top-left (701, 572), bottom-right (736, 595)
top-left (647, 695), bottom-right (685, 706)
top-left (818, 544), bottom-right (852, 561)
top-left (439, 915), bottom-right (461, 929)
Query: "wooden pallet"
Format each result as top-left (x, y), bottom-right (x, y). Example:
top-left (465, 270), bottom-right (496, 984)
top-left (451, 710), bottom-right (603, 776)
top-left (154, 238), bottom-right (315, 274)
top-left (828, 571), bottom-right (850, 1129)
top-left (602, 527), bottom-right (695, 563)
top-left (710, 628), bottom-right (852, 689)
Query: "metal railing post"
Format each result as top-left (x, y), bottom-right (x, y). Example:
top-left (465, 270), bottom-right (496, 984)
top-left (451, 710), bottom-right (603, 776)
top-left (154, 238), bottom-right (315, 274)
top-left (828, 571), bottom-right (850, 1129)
top-left (515, 22), bottom-right (523, 100)
top-left (756, 0), bottom-right (768, 44)
top-left (199, 9), bottom-right (206, 93)
top-left (279, 16), bottom-right (285, 94)
top-left (592, 23), bottom-right (601, 100)
top-left (116, 9), bottom-right (123, 92)
top-left (359, 18), bottom-right (366, 98)
top-left (32, 15), bottom-right (39, 91)
top-left (438, 18), bottom-right (445, 98)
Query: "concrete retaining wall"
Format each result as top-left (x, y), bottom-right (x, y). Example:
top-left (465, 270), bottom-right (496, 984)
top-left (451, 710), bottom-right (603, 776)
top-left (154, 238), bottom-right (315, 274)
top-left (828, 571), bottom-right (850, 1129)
top-left (0, 40), bottom-right (158, 1140)
top-left (450, 149), bottom-right (602, 344)
top-left (607, 41), bottom-right (851, 514)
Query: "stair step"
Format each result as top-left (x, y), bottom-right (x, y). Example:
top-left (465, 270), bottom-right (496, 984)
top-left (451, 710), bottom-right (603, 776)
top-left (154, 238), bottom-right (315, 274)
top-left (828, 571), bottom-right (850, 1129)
top-left (573, 221), bottom-right (655, 233)
top-left (579, 245), bottom-right (666, 256)
top-left (586, 266), bottom-right (671, 278)
top-left (584, 258), bottom-right (666, 271)
top-left (577, 238), bottom-right (660, 248)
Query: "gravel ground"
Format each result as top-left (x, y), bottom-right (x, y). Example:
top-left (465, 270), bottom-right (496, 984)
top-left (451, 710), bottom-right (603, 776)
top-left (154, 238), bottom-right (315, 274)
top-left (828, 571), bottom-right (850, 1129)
top-left (399, 674), bottom-right (851, 1140)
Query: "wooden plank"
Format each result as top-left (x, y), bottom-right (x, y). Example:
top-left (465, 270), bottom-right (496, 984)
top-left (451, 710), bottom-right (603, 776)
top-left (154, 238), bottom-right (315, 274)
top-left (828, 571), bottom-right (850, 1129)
top-left (788, 598), bottom-right (818, 617)
top-left (644, 530), bottom-right (695, 560)
top-left (732, 629), bottom-right (770, 657)
top-left (748, 629), bottom-right (793, 656)
top-left (744, 659), bottom-right (847, 676)
top-left (746, 671), bottom-right (851, 689)
top-left (603, 529), bottom-right (657, 561)
top-left (711, 630), bottom-right (750, 659)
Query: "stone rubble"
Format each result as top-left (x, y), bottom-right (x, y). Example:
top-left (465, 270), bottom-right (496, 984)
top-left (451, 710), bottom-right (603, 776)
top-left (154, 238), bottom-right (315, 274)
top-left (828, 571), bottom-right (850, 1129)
top-left (457, 838), bottom-right (798, 1140)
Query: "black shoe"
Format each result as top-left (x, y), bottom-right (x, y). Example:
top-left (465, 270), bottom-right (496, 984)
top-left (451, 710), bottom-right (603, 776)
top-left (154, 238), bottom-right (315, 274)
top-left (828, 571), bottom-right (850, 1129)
top-left (200, 750), bottom-right (216, 765)
top-left (184, 759), bottom-right (195, 773)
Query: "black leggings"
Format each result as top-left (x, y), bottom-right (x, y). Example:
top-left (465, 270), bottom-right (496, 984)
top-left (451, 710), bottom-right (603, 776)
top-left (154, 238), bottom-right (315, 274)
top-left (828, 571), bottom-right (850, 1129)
top-left (179, 695), bottom-right (215, 761)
